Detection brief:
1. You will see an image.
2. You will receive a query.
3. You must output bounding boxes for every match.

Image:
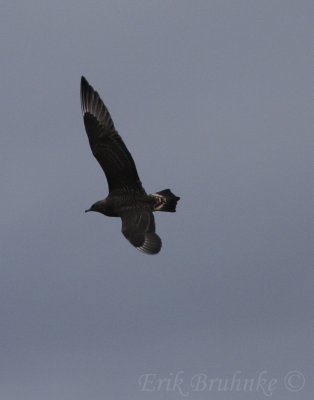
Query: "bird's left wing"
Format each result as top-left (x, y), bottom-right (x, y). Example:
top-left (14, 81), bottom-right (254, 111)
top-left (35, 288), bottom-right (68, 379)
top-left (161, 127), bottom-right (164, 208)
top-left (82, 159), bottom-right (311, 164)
top-left (120, 209), bottom-right (162, 254)
top-left (80, 76), bottom-right (145, 194)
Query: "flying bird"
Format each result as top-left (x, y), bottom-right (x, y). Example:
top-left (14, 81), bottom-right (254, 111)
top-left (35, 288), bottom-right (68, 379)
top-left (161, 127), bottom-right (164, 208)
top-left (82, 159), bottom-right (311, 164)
top-left (80, 76), bottom-right (180, 254)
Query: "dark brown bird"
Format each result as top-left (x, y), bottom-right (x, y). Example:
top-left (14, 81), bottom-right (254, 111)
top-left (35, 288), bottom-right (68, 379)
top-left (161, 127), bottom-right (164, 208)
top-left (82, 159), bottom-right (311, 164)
top-left (80, 76), bottom-right (180, 254)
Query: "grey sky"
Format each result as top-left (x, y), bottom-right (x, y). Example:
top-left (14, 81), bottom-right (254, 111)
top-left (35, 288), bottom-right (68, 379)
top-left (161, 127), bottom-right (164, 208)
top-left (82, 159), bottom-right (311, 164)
top-left (1, 1), bottom-right (313, 399)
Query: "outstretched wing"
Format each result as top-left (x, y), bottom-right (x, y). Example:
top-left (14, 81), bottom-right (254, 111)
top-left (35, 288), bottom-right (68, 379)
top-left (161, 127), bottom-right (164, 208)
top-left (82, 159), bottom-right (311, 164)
top-left (120, 209), bottom-right (162, 254)
top-left (80, 76), bottom-right (145, 193)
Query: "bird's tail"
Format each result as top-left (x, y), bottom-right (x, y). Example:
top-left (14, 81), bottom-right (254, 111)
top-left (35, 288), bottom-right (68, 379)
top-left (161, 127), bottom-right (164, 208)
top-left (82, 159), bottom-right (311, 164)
top-left (151, 189), bottom-right (180, 212)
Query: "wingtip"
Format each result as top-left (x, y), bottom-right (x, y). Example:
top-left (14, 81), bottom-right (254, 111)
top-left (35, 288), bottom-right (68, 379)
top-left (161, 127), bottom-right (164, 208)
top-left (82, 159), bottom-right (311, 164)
top-left (81, 75), bottom-right (88, 88)
top-left (137, 233), bottom-right (162, 255)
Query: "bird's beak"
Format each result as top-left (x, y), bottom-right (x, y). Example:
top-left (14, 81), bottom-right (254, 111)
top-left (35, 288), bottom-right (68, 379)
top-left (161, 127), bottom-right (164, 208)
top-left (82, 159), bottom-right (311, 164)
top-left (85, 209), bottom-right (90, 213)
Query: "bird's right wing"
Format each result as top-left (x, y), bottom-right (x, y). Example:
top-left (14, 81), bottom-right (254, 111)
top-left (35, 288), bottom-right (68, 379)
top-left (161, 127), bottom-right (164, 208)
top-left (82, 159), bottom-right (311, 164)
top-left (80, 76), bottom-right (145, 194)
top-left (120, 209), bottom-right (162, 254)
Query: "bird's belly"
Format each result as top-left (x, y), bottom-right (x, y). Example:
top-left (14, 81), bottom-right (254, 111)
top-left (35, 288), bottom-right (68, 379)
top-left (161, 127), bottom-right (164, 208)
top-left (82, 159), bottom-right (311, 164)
top-left (104, 209), bottom-right (119, 217)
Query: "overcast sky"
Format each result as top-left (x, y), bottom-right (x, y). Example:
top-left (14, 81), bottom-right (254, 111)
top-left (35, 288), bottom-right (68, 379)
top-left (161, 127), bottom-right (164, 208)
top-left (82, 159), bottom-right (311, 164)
top-left (1, 1), bottom-right (313, 399)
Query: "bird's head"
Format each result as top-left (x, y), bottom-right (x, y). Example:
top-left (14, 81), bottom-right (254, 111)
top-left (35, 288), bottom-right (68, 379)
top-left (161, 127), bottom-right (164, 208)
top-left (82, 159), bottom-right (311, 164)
top-left (85, 200), bottom-right (104, 214)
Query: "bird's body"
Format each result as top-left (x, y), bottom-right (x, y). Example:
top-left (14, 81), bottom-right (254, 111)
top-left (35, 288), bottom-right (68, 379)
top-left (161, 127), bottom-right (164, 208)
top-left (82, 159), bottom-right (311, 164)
top-left (87, 192), bottom-right (155, 218)
top-left (80, 76), bottom-right (180, 254)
